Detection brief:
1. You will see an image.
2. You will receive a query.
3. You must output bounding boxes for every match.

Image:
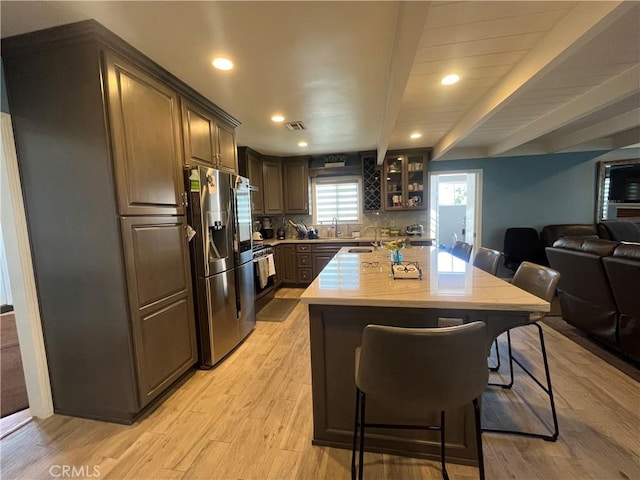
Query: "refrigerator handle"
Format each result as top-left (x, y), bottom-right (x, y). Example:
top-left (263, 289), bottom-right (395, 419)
top-left (230, 186), bottom-right (242, 318)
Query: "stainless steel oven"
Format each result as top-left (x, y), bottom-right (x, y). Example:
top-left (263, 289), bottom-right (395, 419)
top-left (253, 244), bottom-right (275, 304)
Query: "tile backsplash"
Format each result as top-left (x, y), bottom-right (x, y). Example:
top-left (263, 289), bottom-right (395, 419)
top-left (254, 211), bottom-right (429, 238)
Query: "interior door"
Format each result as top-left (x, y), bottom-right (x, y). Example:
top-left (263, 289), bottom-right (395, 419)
top-left (429, 170), bottom-right (482, 257)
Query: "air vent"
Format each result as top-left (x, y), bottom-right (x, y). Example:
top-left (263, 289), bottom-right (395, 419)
top-left (285, 121), bottom-right (307, 131)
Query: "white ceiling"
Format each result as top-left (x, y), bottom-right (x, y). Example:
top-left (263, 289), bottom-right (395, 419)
top-left (1, 1), bottom-right (639, 162)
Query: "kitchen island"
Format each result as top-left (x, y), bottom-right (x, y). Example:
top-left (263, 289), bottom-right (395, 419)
top-left (300, 246), bottom-right (549, 465)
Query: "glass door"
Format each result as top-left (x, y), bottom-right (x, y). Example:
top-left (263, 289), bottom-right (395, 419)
top-left (384, 153), bottom-right (427, 210)
top-left (406, 154), bottom-right (425, 208)
top-left (385, 155), bottom-right (404, 209)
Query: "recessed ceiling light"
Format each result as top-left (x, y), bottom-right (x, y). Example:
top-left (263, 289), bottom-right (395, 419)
top-left (271, 115), bottom-right (285, 123)
top-left (212, 57), bottom-right (233, 71)
top-left (410, 133), bottom-right (422, 139)
top-left (441, 74), bottom-right (460, 85)
top-left (298, 141), bottom-right (308, 147)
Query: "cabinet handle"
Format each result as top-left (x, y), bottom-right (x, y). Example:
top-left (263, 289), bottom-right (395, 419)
top-left (182, 191), bottom-right (188, 207)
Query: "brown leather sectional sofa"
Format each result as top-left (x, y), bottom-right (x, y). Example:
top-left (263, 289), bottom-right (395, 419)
top-left (546, 238), bottom-right (640, 362)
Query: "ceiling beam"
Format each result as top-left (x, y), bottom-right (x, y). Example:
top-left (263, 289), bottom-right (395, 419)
top-left (493, 66), bottom-right (639, 155)
top-left (431, 1), bottom-right (632, 160)
top-left (376, 2), bottom-right (431, 164)
top-left (544, 106), bottom-right (640, 153)
top-left (612, 127), bottom-right (640, 149)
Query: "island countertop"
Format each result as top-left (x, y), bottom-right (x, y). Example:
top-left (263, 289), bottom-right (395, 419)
top-left (299, 246), bottom-right (549, 312)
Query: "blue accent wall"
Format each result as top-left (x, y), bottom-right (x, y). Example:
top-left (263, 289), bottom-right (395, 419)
top-left (429, 151), bottom-right (608, 250)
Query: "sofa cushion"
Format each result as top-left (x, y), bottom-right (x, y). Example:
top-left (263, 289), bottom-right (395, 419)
top-left (613, 242), bottom-right (640, 260)
top-left (582, 238), bottom-right (620, 256)
top-left (546, 242), bottom-right (619, 348)
top-left (552, 237), bottom-right (619, 256)
top-left (540, 224), bottom-right (598, 249)
top-left (603, 243), bottom-right (640, 362)
top-left (598, 218), bottom-right (640, 242)
top-left (552, 237), bottom-right (586, 250)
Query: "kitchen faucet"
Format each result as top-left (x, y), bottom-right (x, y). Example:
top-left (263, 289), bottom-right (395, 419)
top-left (362, 225), bottom-right (379, 248)
top-left (331, 217), bottom-right (340, 238)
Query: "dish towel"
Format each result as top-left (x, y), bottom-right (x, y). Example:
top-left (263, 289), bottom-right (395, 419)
top-left (266, 254), bottom-right (276, 276)
top-left (256, 257), bottom-right (269, 288)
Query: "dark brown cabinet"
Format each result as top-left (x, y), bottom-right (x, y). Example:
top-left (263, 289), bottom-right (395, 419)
top-left (278, 244), bottom-right (298, 284)
top-left (296, 244), bottom-right (312, 284)
top-left (283, 157), bottom-right (310, 214)
top-left (238, 148), bottom-right (266, 214)
top-left (383, 151), bottom-right (428, 211)
top-left (247, 152), bottom-right (265, 214)
top-left (105, 53), bottom-right (185, 216)
top-left (263, 158), bottom-right (284, 215)
top-left (2, 20), bottom-right (239, 423)
top-left (218, 122), bottom-right (238, 173)
top-left (272, 242), bottom-right (358, 286)
top-left (312, 244), bottom-right (357, 278)
top-left (182, 99), bottom-right (238, 173)
top-left (121, 217), bottom-right (196, 405)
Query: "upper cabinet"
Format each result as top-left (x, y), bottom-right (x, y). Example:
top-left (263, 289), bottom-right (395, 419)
top-left (105, 53), bottom-right (185, 216)
top-left (283, 157), bottom-right (310, 214)
top-left (181, 99), bottom-right (238, 173)
top-left (246, 150), bottom-right (265, 214)
top-left (238, 148), bottom-right (283, 215)
top-left (383, 151), bottom-right (428, 211)
top-left (263, 158), bottom-right (284, 215)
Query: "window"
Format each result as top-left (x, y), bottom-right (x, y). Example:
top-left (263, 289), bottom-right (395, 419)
top-left (438, 182), bottom-right (467, 206)
top-left (311, 176), bottom-right (362, 224)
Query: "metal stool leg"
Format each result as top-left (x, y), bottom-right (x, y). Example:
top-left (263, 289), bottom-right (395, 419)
top-left (351, 389), bottom-right (360, 480)
top-left (484, 324), bottom-right (559, 442)
top-left (488, 331), bottom-right (514, 388)
top-left (440, 411), bottom-right (449, 480)
top-left (488, 338), bottom-right (501, 372)
top-left (473, 398), bottom-right (485, 480)
top-left (358, 392), bottom-right (366, 480)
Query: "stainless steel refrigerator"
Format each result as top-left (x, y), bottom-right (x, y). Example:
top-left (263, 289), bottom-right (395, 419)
top-left (187, 166), bottom-right (255, 368)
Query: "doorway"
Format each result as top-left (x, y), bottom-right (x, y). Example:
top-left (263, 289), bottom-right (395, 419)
top-left (428, 170), bottom-right (482, 258)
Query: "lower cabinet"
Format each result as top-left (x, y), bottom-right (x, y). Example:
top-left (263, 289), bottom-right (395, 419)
top-left (275, 242), bottom-right (358, 286)
top-left (121, 216), bottom-right (197, 407)
top-left (296, 244), bottom-right (313, 284)
top-left (312, 244), bottom-right (356, 277)
top-left (277, 244), bottom-right (298, 284)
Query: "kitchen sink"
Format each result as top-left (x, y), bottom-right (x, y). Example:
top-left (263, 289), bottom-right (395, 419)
top-left (347, 247), bottom-right (375, 253)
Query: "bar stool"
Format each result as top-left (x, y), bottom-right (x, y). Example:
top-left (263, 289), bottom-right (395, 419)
top-left (484, 261), bottom-right (561, 442)
top-left (452, 241), bottom-right (473, 262)
top-left (352, 322), bottom-right (488, 480)
top-left (473, 247), bottom-right (501, 275)
top-left (472, 247), bottom-right (502, 370)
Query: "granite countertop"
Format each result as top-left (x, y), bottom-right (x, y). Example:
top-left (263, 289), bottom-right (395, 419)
top-left (261, 236), bottom-right (434, 246)
top-left (299, 246), bottom-right (549, 312)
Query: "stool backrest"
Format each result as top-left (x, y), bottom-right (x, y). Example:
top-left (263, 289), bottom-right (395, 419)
top-left (451, 241), bottom-right (473, 262)
top-left (356, 322), bottom-right (488, 412)
top-left (512, 261), bottom-right (560, 302)
top-left (473, 247), bottom-right (501, 275)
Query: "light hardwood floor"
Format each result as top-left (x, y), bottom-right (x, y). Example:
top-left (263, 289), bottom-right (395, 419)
top-left (2, 288), bottom-right (639, 480)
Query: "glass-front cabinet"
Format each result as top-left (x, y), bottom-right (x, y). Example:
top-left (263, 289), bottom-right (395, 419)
top-left (384, 151), bottom-right (428, 210)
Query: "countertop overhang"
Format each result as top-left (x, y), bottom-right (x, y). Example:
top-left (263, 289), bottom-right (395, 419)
top-left (299, 246), bottom-right (549, 312)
